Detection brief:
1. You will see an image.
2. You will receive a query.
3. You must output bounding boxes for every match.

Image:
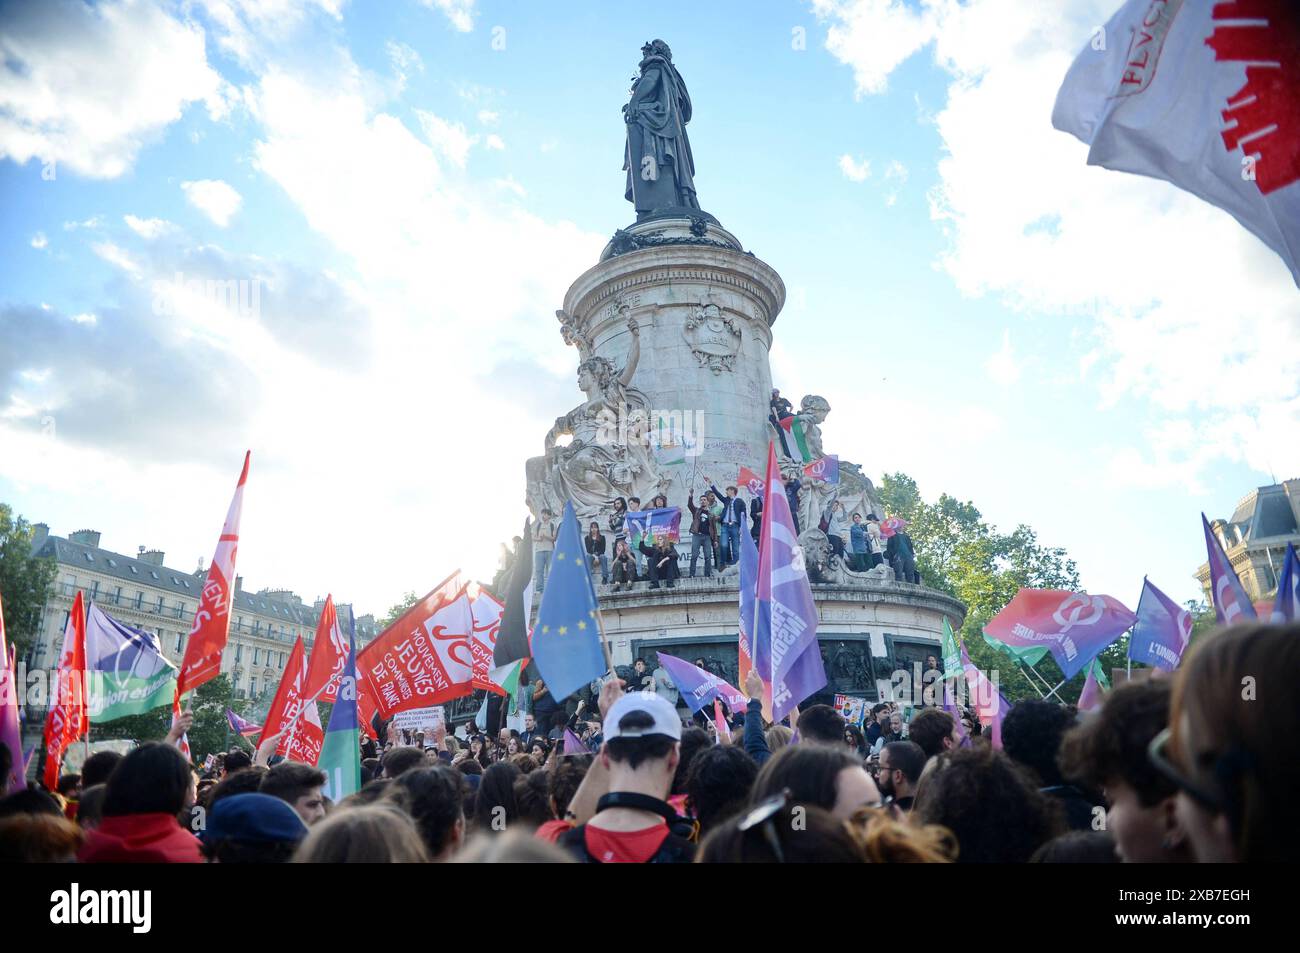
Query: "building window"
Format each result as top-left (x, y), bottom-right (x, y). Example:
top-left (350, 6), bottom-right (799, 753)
top-left (90, 581), bottom-right (99, 600)
top-left (135, 591), bottom-right (144, 609)
top-left (114, 586), bottom-right (122, 603)
top-left (235, 644), bottom-right (243, 663)
top-left (250, 678), bottom-right (258, 697)
top-left (157, 595), bottom-right (165, 612)
top-left (254, 648), bottom-right (261, 666)
top-left (279, 651), bottom-right (286, 668)
top-left (175, 632), bottom-right (183, 652)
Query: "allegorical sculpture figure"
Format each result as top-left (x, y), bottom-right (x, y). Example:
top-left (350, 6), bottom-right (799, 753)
top-left (624, 39), bottom-right (699, 219)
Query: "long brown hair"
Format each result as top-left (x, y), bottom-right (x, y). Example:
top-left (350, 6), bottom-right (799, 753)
top-left (1169, 622), bottom-right (1300, 862)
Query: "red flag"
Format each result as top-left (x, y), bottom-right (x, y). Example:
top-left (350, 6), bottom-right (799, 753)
top-left (737, 466), bottom-right (765, 498)
top-left (468, 583), bottom-right (505, 691)
top-left (176, 451), bottom-right (250, 699)
top-left (258, 637), bottom-right (324, 763)
top-left (43, 591), bottom-right (88, 789)
top-left (356, 572), bottom-right (474, 718)
top-left (302, 595), bottom-right (347, 702)
top-left (713, 698), bottom-right (729, 745)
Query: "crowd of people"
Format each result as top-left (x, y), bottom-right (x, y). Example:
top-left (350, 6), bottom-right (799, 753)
top-left (1, 622), bottom-right (1295, 864)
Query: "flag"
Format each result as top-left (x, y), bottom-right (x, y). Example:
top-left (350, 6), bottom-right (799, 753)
top-left (1129, 577), bottom-right (1194, 671)
top-left (961, 643), bottom-right (1008, 750)
top-left (226, 708), bottom-right (262, 739)
top-left (468, 584), bottom-right (505, 690)
top-left (803, 455), bottom-right (840, 484)
top-left (259, 636), bottom-right (324, 763)
top-left (653, 414), bottom-right (696, 467)
top-left (713, 698), bottom-right (729, 744)
top-left (1270, 543), bottom-right (1299, 622)
top-left (754, 441), bottom-right (826, 723)
top-left (940, 617), bottom-right (963, 680)
top-left (1053, 0), bottom-right (1300, 287)
top-left (655, 652), bottom-right (747, 715)
top-left (942, 680), bottom-right (969, 748)
top-left (737, 465), bottom-right (765, 498)
top-left (562, 728), bottom-right (587, 755)
top-left (302, 594), bottom-right (348, 703)
top-left (737, 522), bottom-right (759, 707)
top-left (176, 451), bottom-right (249, 699)
top-left (777, 417), bottom-right (814, 463)
top-left (1201, 514), bottom-right (1259, 625)
top-left (494, 519), bottom-right (533, 667)
top-left (879, 517), bottom-right (908, 539)
top-left (486, 657), bottom-right (527, 714)
top-left (84, 603), bottom-right (177, 722)
top-left (983, 588), bottom-right (1137, 680)
top-left (43, 591), bottom-right (88, 789)
top-left (1077, 657), bottom-right (1111, 713)
top-left (1, 593), bottom-right (27, 792)
top-left (357, 572), bottom-right (476, 718)
top-left (531, 503), bottom-right (608, 703)
top-left (624, 507), bottom-right (682, 547)
top-left (319, 614), bottom-right (360, 802)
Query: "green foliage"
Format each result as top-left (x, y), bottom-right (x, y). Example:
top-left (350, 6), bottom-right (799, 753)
top-left (0, 503), bottom-right (58, 653)
top-left (879, 473), bottom-right (1086, 702)
top-left (91, 675), bottom-right (251, 762)
top-left (380, 591), bottom-right (421, 629)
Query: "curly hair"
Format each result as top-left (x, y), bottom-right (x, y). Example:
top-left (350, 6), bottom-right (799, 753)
top-left (914, 747), bottom-right (1065, 863)
top-left (1058, 680), bottom-right (1175, 806)
top-left (1001, 699), bottom-right (1076, 787)
top-left (846, 806), bottom-right (956, 863)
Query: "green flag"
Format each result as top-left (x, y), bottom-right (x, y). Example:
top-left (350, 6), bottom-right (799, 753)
top-left (319, 614), bottom-right (360, 803)
top-left (488, 657), bottom-right (527, 715)
top-left (941, 618), bottom-right (964, 680)
top-left (85, 603), bottom-right (177, 722)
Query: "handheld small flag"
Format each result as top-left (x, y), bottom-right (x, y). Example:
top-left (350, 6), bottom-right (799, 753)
top-left (562, 728), bottom-right (587, 755)
top-left (43, 591), bottom-right (88, 790)
top-left (803, 455), bottom-right (840, 484)
top-left (226, 708), bottom-right (262, 739)
top-left (531, 503), bottom-right (609, 703)
top-left (319, 608), bottom-right (360, 802)
top-left (486, 657), bottom-right (527, 714)
top-left (655, 652), bottom-right (747, 715)
top-left (1201, 514), bottom-right (1258, 625)
top-left (1129, 577), bottom-right (1193, 671)
top-left (1270, 543), bottom-right (1299, 623)
top-left (737, 466), bottom-right (765, 498)
top-left (777, 416), bottom-right (815, 463)
top-left (1077, 658), bottom-right (1111, 713)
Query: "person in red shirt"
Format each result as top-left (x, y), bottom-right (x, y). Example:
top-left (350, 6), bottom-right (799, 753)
top-left (553, 683), bottom-right (694, 863)
top-left (79, 742), bottom-right (203, 864)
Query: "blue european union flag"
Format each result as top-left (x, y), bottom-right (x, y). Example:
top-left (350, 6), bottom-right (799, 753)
top-left (532, 502), bottom-right (608, 702)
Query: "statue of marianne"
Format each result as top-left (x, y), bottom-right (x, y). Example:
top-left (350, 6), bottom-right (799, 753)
top-left (623, 39), bottom-right (699, 219)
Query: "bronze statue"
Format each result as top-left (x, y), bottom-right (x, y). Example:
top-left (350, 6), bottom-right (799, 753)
top-left (623, 39), bottom-right (699, 219)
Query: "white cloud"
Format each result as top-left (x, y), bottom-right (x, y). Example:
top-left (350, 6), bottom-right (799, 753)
top-left (494, 175), bottom-right (526, 197)
top-left (416, 111), bottom-right (476, 168)
top-left (30, 232), bottom-right (47, 249)
top-left (838, 154), bottom-right (871, 182)
top-left (124, 214), bottom-right (174, 239)
top-left (477, 109), bottom-right (499, 125)
top-left (484, 133), bottom-right (505, 151)
top-left (69, 312), bottom-right (98, 326)
top-left (91, 240), bottom-right (140, 275)
top-left (813, 0), bottom-right (1300, 484)
top-left (0, 0), bottom-right (225, 178)
top-left (422, 0), bottom-right (476, 33)
top-left (181, 179), bottom-right (243, 227)
top-left (883, 159), bottom-right (908, 205)
top-left (386, 40), bottom-right (424, 92)
top-left (984, 329), bottom-right (1021, 386)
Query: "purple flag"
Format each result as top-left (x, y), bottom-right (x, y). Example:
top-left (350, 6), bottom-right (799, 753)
top-left (737, 520), bottom-right (759, 699)
top-left (1271, 543), bottom-right (1299, 623)
top-left (1128, 577), bottom-right (1193, 671)
top-left (226, 707), bottom-right (262, 739)
top-left (1077, 658), bottom-right (1109, 712)
top-left (755, 442), bottom-right (826, 723)
top-left (2, 640), bottom-right (25, 792)
top-left (562, 727), bottom-right (587, 755)
top-left (1202, 513), bottom-right (1258, 625)
top-left (961, 643), bottom-right (1008, 750)
top-left (655, 652), bottom-right (747, 715)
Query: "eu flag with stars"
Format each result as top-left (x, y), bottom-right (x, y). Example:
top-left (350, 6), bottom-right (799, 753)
top-left (532, 502), bottom-right (608, 702)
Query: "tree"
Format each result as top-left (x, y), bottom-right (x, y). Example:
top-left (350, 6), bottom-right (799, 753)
top-left (0, 503), bottom-right (57, 653)
top-left (91, 675), bottom-right (251, 762)
top-left (380, 591), bottom-right (420, 629)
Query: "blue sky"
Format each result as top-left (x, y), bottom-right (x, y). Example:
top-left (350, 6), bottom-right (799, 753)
top-left (2, 0), bottom-right (1296, 617)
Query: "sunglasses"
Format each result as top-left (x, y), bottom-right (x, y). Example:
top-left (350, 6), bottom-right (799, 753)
top-left (737, 788), bottom-right (793, 863)
top-left (1147, 727), bottom-right (1251, 818)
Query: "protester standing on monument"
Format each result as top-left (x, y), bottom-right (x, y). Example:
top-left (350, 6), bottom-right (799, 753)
top-left (705, 477), bottom-right (746, 567)
top-left (532, 508), bottom-right (557, 591)
top-left (824, 499), bottom-right (849, 560)
top-left (850, 512), bottom-right (870, 570)
top-left (886, 523), bottom-right (917, 583)
top-left (686, 488), bottom-right (717, 577)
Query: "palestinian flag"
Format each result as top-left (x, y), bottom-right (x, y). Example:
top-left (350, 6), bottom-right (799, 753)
top-left (778, 416), bottom-right (814, 463)
top-left (486, 657), bottom-right (527, 715)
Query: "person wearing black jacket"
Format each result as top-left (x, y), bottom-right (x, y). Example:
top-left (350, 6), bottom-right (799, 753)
top-left (585, 522), bottom-right (609, 584)
top-left (686, 490), bottom-right (716, 578)
top-left (749, 495), bottom-right (762, 541)
top-left (639, 537), bottom-right (680, 589)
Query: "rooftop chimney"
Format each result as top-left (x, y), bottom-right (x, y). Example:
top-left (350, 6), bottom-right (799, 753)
top-left (31, 522), bottom-right (50, 551)
top-left (139, 549), bottom-right (165, 566)
top-left (68, 529), bottom-right (101, 548)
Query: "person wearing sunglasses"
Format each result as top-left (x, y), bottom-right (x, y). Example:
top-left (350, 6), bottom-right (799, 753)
top-left (1147, 623), bottom-right (1300, 863)
top-left (1058, 679), bottom-right (1191, 862)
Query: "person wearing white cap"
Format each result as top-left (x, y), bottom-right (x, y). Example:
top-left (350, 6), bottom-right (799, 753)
top-left (555, 684), bottom-right (695, 863)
